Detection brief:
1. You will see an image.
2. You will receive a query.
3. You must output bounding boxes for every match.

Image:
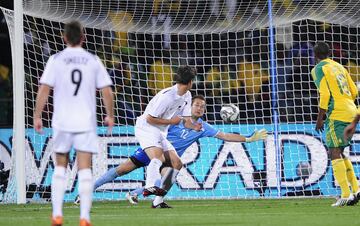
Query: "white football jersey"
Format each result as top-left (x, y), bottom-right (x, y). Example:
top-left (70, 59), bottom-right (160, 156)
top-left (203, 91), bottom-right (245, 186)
top-left (40, 46), bottom-right (112, 132)
top-left (136, 84), bottom-right (192, 133)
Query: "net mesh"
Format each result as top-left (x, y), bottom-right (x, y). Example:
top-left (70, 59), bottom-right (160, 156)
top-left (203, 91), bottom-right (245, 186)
top-left (2, 0), bottom-right (360, 203)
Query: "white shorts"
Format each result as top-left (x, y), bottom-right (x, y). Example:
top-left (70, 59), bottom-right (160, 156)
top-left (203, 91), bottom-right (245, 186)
top-left (52, 129), bottom-right (99, 154)
top-left (135, 124), bottom-right (174, 151)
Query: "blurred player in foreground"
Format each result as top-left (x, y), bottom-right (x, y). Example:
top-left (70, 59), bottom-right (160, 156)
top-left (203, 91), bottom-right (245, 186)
top-left (311, 42), bottom-right (359, 207)
top-left (34, 21), bottom-right (114, 226)
top-left (83, 95), bottom-right (267, 208)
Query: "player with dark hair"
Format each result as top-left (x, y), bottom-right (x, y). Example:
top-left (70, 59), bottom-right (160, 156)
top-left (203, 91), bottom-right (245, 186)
top-left (63, 21), bottom-right (84, 46)
top-left (34, 20), bottom-right (114, 226)
top-left (135, 65), bottom-right (201, 197)
top-left (312, 41), bottom-right (359, 207)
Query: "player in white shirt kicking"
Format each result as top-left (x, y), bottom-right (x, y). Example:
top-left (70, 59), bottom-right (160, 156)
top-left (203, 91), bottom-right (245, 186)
top-left (135, 66), bottom-right (202, 197)
top-left (34, 21), bottom-right (114, 226)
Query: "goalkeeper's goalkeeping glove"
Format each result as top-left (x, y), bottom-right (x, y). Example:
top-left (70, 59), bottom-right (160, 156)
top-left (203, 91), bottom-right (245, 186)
top-left (245, 129), bottom-right (268, 142)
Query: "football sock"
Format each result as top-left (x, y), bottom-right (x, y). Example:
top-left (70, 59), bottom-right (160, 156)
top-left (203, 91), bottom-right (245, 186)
top-left (51, 166), bottom-right (66, 218)
top-left (94, 167), bottom-right (118, 190)
top-left (153, 196), bottom-right (164, 206)
top-left (343, 158), bottom-right (359, 194)
top-left (145, 158), bottom-right (162, 188)
top-left (332, 159), bottom-right (351, 198)
top-left (130, 179), bottom-right (160, 196)
top-left (130, 187), bottom-right (144, 196)
top-left (78, 168), bottom-right (93, 221)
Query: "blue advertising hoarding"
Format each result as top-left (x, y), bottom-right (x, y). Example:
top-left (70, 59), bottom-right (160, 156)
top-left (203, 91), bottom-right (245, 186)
top-left (0, 124), bottom-right (359, 201)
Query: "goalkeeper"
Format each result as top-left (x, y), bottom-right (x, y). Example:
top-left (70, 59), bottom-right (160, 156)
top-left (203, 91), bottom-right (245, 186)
top-left (80, 95), bottom-right (267, 208)
top-left (311, 42), bottom-right (359, 207)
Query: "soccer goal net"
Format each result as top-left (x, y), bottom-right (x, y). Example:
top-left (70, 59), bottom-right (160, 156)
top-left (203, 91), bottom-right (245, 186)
top-left (1, 0), bottom-right (360, 203)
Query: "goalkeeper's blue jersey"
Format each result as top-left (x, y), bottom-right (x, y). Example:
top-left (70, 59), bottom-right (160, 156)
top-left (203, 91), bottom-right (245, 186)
top-left (130, 118), bottom-right (219, 166)
top-left (167, 118), bottom-right (219, 156)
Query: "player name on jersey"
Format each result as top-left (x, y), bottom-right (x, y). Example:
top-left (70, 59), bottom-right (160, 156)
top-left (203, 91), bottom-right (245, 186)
top-left (63, 56), bottom-right (89, 65)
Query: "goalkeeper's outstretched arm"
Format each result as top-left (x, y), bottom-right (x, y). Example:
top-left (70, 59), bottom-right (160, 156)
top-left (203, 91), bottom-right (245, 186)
top-left (215, 129), bottom-right (267, 143)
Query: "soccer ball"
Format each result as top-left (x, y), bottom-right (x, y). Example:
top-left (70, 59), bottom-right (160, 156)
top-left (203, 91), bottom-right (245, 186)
top-left (220, 104), bottom-right (240, 122)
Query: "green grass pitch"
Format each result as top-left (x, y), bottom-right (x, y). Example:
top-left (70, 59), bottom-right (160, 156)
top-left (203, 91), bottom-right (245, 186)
top-left (0, 199), bottom-right (359, 226)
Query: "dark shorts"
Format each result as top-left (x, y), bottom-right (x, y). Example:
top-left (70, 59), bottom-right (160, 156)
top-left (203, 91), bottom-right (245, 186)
top-left (129, 147), bottom-right (151, 167)
top-left (325, 119), bottom-right (352, 148)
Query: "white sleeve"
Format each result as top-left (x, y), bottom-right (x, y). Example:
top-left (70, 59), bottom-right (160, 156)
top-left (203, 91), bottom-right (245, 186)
top-left (95, 56), bottom-right (113, 89)
top-left (147, 94), bottom-right (169, 118)
top-left (40, 56), bottom-right (56, 87)
top-left (181, 93), bottom-right (192, 117)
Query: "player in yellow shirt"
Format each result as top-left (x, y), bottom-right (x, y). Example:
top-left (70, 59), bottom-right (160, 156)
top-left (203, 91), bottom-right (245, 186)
top-left (311, 42), bottom-right (359, 206)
